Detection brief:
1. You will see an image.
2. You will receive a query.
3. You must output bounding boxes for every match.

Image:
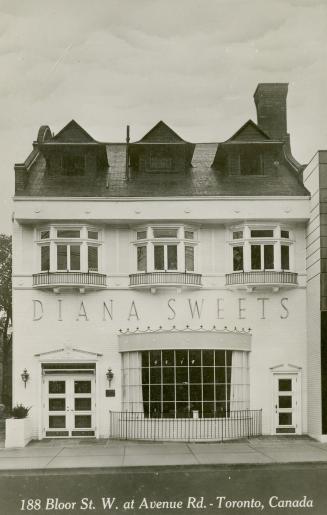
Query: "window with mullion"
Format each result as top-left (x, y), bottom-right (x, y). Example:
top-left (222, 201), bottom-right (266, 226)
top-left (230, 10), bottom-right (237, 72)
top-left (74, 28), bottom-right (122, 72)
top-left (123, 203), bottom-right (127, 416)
top-left (154, 244), bottom-right (177, 271)
top-left (230, 225), bottom-right (293, 273)
top-left (250, 244), bottom-right (274, 270)
top-left (133, 349), bottom-right (247, 419)
top-left (57, 244), bottom-right (81, 271)
top-left (38, 226), bottom-right (102, 274)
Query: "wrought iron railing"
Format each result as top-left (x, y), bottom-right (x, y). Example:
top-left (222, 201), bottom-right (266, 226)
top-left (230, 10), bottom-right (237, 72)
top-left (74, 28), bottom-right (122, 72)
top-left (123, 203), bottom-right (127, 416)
top-left (226, 271), bottom-right (297, 286)
top-left (129, 272), bottom-right (202, 287)
top-left (109, 410), bottom-right (262, 442)
top-left (33, 272), bottom-right (107, 288)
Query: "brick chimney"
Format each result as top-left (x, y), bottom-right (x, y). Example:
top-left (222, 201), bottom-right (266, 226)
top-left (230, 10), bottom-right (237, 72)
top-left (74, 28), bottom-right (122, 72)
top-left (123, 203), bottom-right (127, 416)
top-left (254, 83), bottom-right (288, 141)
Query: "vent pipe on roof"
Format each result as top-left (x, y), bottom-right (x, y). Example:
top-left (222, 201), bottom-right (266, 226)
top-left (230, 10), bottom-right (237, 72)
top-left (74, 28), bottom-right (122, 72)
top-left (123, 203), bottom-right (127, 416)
top-left (125, 125), bottom-right (130, 181)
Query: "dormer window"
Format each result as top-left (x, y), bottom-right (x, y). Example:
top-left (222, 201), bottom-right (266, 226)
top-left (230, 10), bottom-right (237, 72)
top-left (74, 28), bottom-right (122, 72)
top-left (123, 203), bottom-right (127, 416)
top-left (149, 150), bottom-right (172, 172)
top-left (62, 154), bottom-right (85, 176)
top-left (240, 148), bottom-right (263, 175)
top-left (128, 121), bottom-right (195, 175)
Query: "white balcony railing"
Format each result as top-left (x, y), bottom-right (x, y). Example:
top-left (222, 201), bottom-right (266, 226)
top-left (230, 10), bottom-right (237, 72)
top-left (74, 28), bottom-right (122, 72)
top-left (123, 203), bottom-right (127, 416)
top-left (129, 271), bottom-right (202, 289)
top-left (226, 271), bottom-right (298, 288)
top-left (33, 272), bottom-right (107, 290)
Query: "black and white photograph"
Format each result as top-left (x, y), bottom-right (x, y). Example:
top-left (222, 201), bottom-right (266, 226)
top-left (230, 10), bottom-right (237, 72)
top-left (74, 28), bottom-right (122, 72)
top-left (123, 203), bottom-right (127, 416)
top-left (0, 0), bottom-right (327, 513)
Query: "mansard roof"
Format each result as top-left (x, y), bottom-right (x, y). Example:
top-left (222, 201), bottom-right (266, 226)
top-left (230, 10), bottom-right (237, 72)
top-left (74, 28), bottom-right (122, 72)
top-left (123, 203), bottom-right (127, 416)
top-left (14, 107), bottom-right (310, 198)
top-left (16, 142), bottom-right (309, 198)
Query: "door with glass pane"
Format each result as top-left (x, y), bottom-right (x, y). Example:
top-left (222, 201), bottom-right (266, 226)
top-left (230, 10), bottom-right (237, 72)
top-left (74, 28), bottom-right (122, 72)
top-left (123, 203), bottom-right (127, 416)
top-left (273, 374), bottom-right (299, 434)
top-left (43, 375), bottom-right (95, 437)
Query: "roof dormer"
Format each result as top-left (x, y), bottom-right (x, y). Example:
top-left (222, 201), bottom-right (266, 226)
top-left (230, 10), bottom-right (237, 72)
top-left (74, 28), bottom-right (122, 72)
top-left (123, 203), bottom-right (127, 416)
top-left (38, 120), bottom-right (108, 177)
top-left (129, 121), bottom-right (195, 174)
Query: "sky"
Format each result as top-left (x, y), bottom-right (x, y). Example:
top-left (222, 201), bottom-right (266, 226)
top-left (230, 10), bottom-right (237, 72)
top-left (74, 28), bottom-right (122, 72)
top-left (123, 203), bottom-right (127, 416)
top-left (0, 0), bottom-right (327, 233)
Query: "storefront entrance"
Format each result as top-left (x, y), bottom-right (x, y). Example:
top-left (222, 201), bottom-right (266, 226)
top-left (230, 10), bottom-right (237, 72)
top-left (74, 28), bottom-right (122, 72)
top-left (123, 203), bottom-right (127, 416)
top-left (43, 374), bottom-right (95, 437)
top-left (273, 373), bottom-right (300, 434)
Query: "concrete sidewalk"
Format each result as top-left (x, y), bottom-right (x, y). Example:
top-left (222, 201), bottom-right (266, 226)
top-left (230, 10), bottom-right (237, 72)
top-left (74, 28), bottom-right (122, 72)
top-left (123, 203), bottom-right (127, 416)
top-left (0, 436), bottom-right (327, 470)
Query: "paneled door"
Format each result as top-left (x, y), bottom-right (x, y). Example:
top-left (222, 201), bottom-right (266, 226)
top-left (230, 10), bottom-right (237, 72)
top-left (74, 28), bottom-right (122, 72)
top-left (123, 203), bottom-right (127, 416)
top-left (273, 374), bottom-right (299, 434)
top-left (43, 375), bottom-right (95, 437)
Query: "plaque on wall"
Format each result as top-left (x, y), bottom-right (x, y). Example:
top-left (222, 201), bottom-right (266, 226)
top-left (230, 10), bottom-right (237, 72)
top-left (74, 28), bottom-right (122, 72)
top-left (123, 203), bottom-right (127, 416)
top-left (106, 389), bottom-right (115, 397)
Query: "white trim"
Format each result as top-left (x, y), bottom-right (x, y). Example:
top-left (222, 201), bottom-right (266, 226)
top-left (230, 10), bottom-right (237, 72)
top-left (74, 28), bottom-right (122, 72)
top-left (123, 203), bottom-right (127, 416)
top-left (119, 330), bottom-right (251, 353)
top-left (13, 195), bottom-right (310, 202)
top-left (270, 366), bottom-right (302, 435)
top-left (34, 347), bottom-right (103, 359)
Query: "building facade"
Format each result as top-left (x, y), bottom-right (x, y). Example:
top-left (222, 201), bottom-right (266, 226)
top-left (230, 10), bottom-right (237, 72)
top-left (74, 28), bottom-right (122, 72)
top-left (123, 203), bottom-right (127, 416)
top-left (12, 83), bottom-right (324, 441)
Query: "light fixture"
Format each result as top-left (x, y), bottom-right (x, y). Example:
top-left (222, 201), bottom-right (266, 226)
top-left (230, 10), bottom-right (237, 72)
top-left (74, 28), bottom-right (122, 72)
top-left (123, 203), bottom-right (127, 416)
top-left (21, 369), bottom-right (30, 388)
top-left (106, 368), bottom-right (114, 387)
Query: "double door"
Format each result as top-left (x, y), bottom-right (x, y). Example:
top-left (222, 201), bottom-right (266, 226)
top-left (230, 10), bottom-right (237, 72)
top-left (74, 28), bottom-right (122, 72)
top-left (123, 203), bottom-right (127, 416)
top-left (43, 374), bottom-right (95, 437)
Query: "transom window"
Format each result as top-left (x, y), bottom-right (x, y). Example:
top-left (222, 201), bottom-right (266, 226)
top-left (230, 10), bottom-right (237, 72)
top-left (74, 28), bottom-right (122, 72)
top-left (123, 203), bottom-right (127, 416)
top-left (37, 226), bottom-right (101, 273)
top-left (230, 225), bottom-right (293, 272)
top-left (134, 226), bottom-right (197, 273)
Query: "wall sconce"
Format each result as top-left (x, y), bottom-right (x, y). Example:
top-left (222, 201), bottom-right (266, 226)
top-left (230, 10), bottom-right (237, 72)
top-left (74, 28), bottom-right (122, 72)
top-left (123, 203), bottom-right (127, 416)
top-left (21, 369), bottom-right (30, 388)
top-left (106, 368), bottom-right (114, 387)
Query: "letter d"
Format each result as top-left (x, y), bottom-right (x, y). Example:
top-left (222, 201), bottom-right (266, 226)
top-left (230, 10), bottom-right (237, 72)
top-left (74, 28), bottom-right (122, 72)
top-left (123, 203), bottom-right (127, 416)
top-left (33, 300), bottom-right (43, 321)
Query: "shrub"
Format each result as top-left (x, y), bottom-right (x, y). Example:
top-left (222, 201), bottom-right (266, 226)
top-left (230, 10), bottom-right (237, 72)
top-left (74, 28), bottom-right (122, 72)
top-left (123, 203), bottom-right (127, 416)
top-left (11, 404), bottom-right (30, 419)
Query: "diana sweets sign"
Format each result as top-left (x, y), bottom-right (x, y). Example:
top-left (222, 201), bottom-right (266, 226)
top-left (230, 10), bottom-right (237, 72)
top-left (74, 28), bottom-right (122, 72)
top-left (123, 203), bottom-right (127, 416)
top-left (31, 296), bottom-right (291, 322)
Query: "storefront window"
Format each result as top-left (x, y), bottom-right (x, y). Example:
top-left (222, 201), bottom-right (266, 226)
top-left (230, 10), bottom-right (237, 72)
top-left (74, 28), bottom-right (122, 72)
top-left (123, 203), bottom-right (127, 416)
top-left (122, 349), bottom-right (249, 418)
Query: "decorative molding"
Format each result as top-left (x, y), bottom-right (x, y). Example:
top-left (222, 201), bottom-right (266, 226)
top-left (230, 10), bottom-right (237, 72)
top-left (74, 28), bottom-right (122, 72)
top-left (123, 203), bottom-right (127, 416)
top-left (118, 324), bottom-right (252, 335)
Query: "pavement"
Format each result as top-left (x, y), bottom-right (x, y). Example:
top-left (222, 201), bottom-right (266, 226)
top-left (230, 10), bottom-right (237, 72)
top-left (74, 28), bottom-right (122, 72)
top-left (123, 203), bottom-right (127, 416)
top-left (1, 436), bottom-right (327, 470)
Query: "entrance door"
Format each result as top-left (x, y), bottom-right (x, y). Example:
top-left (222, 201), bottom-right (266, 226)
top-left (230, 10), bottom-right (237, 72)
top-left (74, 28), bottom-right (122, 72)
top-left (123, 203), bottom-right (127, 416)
top-left (273, 374), bottom-right (299, 434)
top-left (43, 375), bottom-right (95, 437)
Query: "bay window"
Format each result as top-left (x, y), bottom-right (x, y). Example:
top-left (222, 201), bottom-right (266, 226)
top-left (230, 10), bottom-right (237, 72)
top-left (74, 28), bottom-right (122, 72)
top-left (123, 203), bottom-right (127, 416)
top-left (134, 226), bottom-right (197, 273)
top-left (36, 226), bottom-right (102, 273)
top-left (230, 225), bottom-right (293, 272)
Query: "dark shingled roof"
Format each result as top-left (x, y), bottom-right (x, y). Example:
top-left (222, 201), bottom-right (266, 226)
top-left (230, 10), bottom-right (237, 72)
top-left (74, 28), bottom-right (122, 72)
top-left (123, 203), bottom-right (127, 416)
top-left (20, 143), bottom-right (309, 197)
